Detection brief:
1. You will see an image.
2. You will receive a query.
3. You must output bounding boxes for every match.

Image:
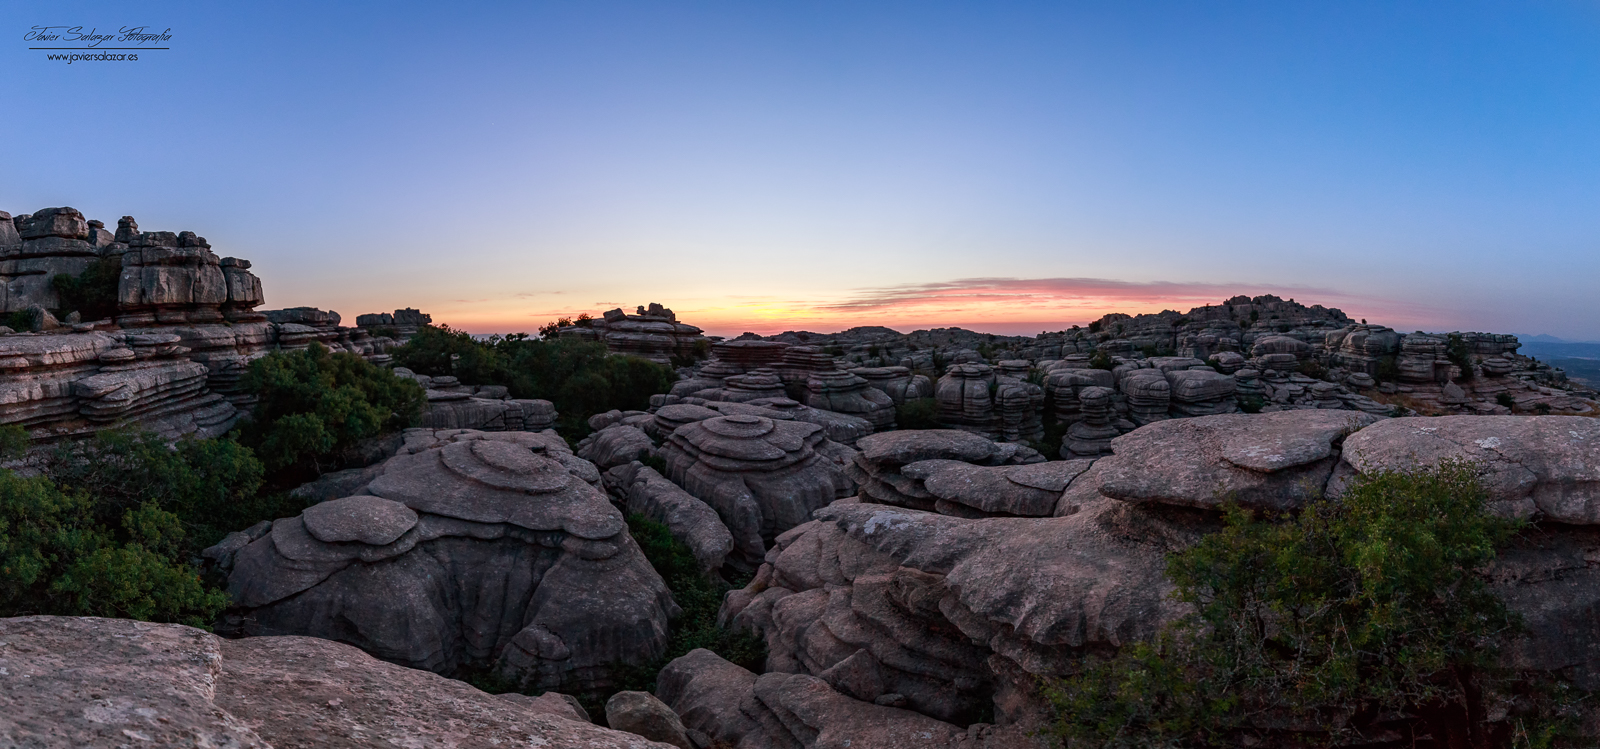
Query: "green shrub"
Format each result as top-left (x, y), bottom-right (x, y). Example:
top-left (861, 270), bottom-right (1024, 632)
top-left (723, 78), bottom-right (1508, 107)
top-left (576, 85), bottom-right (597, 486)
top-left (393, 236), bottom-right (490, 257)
top-left (1497, 393), bottom-right (1517, 410)
top-left (41, 430), bottom-right (267, 553)
top-left (1376, 355), bottom-right (1401, 382)
top-left (1237, 395), bottom-right (1265, 414)
top-left (0, 470), bottom-right (227, 627)
top-left (50, 256), bottom-right (122, 322)
top-left (1045, 462), bottom-right (1552, 747)
top-left (238, 343), bottom-right (425, 477)
top-left (1089, 349), bottom-right (1115, 371)
top-left (392, 328), bottom-right (676, 438)
top-left (896, 398), bottom-right (941, 430)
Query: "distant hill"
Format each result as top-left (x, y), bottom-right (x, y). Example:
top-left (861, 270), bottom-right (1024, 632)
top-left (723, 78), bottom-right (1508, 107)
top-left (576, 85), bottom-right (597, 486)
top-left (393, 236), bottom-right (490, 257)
top-left (1520, 341), bottom-right (1600, 361)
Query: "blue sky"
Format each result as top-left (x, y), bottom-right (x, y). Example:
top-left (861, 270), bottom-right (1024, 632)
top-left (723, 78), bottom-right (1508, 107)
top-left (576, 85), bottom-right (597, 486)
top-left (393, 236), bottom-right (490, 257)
top-left (5, 1), bottom-right (1599, 338)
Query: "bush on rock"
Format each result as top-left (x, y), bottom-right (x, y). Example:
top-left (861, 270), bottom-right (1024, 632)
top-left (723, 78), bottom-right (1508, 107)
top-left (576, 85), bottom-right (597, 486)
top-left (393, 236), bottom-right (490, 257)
top-left (1046, 461), bottom-right (1567, 748)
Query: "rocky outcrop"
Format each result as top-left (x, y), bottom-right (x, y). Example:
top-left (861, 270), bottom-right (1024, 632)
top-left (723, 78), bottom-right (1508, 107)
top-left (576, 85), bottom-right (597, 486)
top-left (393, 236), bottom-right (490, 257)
top-left (218, 430), bottom-right (677, 693)
top-left (356, 307), bottom-right (431, 341)
top-left (0, 615), bottom-right (675, 748)
top-left (0, 330), bottom-right (238, 439)
top-left (1090, 410), bottom-right (1380, 511)
top-left (606, 691), bottom-right (696, 749)
top-left (0, 207), bottom-right (104, 314)
top-left (685, 413), bottom-right (1600, 746)
top-left (117, 227), bottom-right (266, 326)
top-left (560, 303), bottom-right (710, 365)
top-left (659, 414), bottom-right (856, 569)
top-left (845, 429), bottom-right (1047, 514)
top-left (851, 365), bottom-right (934, 404)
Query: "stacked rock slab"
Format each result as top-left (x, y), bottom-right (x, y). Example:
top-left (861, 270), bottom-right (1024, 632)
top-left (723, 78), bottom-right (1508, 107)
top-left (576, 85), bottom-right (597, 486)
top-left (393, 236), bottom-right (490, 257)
top-left (934, 363), bottom-right (1000, 439)
top-left (1061, 386), bottom-right (1128, 458)
top-left (219, 430), bottom-right (677, 693)
top-left (0, 616), bottom-right (676, 749)
top-left (1, 207), bottom-right (102, 313)
top-left (1167, 369), bottom-right (1238, 416)
top-left (117, 228), bottom-right (259, 326)
top-left (800, 367), bottom-right (896, 431)
top-left (0, 330), bottom-right (237, 439)
top-left (845, 429), bottom-right (1046, 513)
top-left (559, 303), bottom-right (710, 365)
top-left (357, 307), bottom-right (432, 342)
top-left (1041, 364), bottom-right (1114, 426)
top-left (850, 365), bottom-right (933, 404)
top-left (659, 414), bottom-right (856, 569)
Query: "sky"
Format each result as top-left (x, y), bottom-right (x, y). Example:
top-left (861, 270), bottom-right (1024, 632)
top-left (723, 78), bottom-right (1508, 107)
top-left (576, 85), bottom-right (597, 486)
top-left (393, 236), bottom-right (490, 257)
top-left (4, 1), bottom-right (1599, 339)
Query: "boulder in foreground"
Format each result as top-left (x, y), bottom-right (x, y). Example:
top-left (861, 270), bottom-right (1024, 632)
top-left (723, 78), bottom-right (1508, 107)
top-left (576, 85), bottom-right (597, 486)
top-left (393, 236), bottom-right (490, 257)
top-left (0, 615), bottom-right (676, 748)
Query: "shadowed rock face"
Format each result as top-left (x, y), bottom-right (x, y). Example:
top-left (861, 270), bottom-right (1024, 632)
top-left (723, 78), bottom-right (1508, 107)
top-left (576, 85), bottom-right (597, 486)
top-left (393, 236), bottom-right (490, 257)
top-left (220, 430), bottom-right (678, 694)
top-left (660, 414), bottom-right (856, 569)
top-left (0, 616), bottom-right (676, 749)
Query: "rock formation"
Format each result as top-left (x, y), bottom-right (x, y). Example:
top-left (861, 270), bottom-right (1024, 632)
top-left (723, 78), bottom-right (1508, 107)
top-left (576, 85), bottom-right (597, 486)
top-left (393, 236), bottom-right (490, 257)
top-left (0, 615), bottom-right (676, 748)
top-left (0, 206), bottom-right (435, 441)
top-left (217, 429), bottom-right (678, 694)
top-left (659, 414), bottom-right (856, 569)
top-left (560, 303), bottom-right (710, 365)
top-left (673, 413), bottom-right (1600, 746)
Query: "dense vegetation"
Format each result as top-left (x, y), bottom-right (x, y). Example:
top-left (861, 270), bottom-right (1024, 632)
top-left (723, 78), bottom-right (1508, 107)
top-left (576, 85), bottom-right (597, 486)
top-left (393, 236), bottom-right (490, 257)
top-left (896, 397), bottom-right (941, 430)
top-left (0, 428), bottom-right (275, 627)
top-left (1045, 462), bottom-right (1575, 748)
top-left (236, 343), bottom-right (425, 480)
top-left (51, 256), bottom-right (122, 322)
top-left (391, 324), bottom-right (675, 436)
top-left (0, 345), bottom-right (430, 627)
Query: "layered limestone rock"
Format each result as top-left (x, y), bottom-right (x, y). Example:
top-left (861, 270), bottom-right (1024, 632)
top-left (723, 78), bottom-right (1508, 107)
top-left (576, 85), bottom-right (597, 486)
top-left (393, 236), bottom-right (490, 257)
top-left (687, 412), bottom-right (1600, 746)
top-left (1087, 410), bottom-right (1381, 512)
top-left (393, 367), bottom-right (558, 432)
top-left (218, 430), bottom-right (678, 693)
top-left (356, 307), bottom-right (431, 342)
top-left (846, 429), bottom-right (1046, 513)
top-left (1041, 364), bottom-right (1114, 426)
top-left (850, 365), bottom-right (934, 404)
top-left (1061, 386), bottom-right (1129, 458)
top-left (706, 494), bottom-right (1196, 743)
top-left (659, 414), bottom-right (856, 569)
top-left (117, 227), bottom-right (265, 326)
top-left (1, 207), bottom-right (103, 313)
top-left (0, 615), bottom-right (675, 749)
top-left (0, 330), bottom-right (237, 439)
top-left (559, 303), bottom-right (710, 365)
top-left (798, 367), bottom-right (897, 431)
